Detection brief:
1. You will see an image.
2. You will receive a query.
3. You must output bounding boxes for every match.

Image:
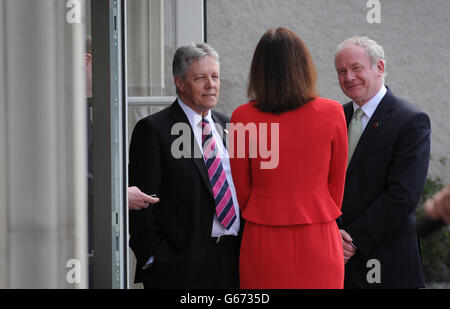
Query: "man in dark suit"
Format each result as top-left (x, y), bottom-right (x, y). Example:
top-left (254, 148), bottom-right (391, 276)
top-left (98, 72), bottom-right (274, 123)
top-left (128, 43), bottom-right (241, 289)
top-left (334, 36), bottom-right (431, 288)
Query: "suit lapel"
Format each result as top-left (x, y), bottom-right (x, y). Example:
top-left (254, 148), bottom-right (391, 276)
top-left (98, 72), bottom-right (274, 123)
top-left (346, 89), bottom-right (395, 177)
top-left (343, 103), bottom-right (353, 127)
top-left (169, 100), bottom-right (213, 196)
top-left (343, 102), bottom-right (353, 177)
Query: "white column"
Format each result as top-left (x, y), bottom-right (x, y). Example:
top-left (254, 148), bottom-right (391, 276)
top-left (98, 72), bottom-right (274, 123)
top-left (0, 0), bottom-right (87, 288)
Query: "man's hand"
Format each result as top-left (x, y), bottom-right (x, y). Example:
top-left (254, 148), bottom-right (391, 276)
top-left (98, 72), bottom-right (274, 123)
top-left (340, 229), bottom-right (356, 264)
top-left (128, 186), bottom-right (159, 210)
top-left (424, 183), bottom-right (450, 224)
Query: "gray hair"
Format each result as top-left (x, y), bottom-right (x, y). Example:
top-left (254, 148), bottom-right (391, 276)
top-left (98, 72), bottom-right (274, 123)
top-left (335, 36), bottom-right (386, 79)
top-left (172, 42), bottom-right (220, 79)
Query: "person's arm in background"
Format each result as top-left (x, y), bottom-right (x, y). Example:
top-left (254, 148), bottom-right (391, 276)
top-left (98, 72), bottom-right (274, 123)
top-left (128, 186), bottom-right (159, 210)
top-left (424, 182), bottom-right (450, 224)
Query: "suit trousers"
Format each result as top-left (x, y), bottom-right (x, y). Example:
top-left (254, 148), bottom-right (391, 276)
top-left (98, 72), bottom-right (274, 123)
top-left (142, 235), bottom-right (240, 289)
top-left (344, 270), bottom-right (360, 289)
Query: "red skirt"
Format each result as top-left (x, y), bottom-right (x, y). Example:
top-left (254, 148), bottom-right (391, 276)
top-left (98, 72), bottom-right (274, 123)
top-left (239, 220), bottom-right (344, 289)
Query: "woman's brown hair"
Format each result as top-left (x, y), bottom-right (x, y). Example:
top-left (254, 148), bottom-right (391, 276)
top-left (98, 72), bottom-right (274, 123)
top-left (247, 28), bottom-right (318, 114)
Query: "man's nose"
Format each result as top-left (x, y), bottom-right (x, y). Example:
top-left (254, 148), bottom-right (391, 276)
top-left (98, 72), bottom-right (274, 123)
top-left (344, 70), bottom-right (355, 81)
top-left (205, 76), bottom-right (216, 88)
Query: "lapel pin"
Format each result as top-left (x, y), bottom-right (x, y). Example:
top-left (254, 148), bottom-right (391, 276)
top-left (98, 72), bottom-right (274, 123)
top-left (372, 122), bottom-right (379, 128)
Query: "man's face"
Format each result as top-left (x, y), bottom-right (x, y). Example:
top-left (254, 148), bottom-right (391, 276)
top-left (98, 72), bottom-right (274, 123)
top-left (335, 45), bottom-right (384, 106)
top-left (175, 55), bottom-right (220, 116)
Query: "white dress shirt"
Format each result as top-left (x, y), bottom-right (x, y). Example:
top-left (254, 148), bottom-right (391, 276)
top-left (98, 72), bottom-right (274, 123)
top-left (352, 84), bottom-right (387, 132)
top-left (178, 99), bottom-right (240, 237)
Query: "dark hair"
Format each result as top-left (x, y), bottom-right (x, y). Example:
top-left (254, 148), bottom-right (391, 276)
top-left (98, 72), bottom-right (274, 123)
top-left (247, 28), bottom-right (318, 114)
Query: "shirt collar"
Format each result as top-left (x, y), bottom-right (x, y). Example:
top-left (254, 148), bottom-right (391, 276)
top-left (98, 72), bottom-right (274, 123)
top-left (352, 84), bottom-right (387, 118)
top-left (177, 98), bottom-right (213, 129)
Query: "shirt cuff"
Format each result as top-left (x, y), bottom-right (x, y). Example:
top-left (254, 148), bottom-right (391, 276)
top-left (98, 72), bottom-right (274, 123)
top-left (142, 255), bottom-right (154, 270)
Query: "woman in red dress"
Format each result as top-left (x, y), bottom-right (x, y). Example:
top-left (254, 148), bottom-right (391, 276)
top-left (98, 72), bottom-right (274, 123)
top-left (230, 28), bottom-right (347, 288)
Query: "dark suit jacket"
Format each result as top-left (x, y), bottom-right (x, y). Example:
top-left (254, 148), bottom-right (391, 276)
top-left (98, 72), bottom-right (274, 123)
top-left (340, 88), bottom-right (430, 288)
top-left (128, 100), bottom-right (240, 288)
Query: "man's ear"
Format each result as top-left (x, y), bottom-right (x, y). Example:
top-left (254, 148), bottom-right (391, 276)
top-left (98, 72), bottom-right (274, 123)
top-left (377, 59), bottom-right (385, 77)
top-left (174, 76), bottom-right (184, 92)
top-left (85, 53), bottom-right (92, 65)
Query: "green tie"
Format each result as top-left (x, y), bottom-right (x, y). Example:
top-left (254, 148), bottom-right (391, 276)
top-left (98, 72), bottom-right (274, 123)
top-left (347, 108), bottom-right (365, 165)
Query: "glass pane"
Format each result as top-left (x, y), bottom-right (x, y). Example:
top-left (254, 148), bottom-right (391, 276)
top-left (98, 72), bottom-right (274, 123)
top-left (126, 0), bottom-right (176, 98)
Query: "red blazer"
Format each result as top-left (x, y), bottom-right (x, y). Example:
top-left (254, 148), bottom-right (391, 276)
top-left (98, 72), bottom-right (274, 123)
top-left (230, 97), bottom-right (348, 225)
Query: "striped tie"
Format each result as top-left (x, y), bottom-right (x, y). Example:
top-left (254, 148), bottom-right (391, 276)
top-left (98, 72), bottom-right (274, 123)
top-left (202, 118), bottom-right (237, 230)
